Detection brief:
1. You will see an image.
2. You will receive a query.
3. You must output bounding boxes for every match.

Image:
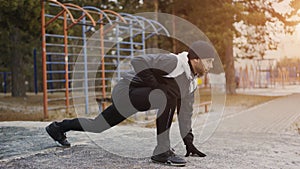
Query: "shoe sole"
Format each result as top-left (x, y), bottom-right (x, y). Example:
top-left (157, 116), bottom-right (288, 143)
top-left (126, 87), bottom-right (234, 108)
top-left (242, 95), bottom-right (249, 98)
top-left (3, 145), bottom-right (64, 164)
top-left (45, 126), bottom-right (56, 140)
top-left (151, 159), bottom-right (186, 167)
top-left (45, 126), bottom-right (70, 148)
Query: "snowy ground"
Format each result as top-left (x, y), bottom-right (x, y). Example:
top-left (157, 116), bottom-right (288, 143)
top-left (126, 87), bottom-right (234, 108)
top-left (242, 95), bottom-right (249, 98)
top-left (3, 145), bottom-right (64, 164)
top-left (0, 86), bottom-right (300, 169)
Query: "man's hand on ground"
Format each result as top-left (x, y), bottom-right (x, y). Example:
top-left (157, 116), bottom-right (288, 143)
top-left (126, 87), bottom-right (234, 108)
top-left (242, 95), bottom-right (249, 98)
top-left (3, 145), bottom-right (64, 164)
top-left (183, 132), bottom-right (206, 157)
top-left (185, 143), bottom-right (206, 157)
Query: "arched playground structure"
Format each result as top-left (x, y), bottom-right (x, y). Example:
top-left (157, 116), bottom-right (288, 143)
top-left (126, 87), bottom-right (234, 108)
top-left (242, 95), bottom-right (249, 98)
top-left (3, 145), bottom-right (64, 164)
top-left (41, 0), bottom-right (170, 118)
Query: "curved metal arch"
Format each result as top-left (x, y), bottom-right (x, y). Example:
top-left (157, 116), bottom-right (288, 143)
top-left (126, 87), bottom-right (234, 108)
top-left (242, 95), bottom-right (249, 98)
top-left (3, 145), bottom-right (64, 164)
top-left (83, 6), bottom-right (113, 25)
top-left (63, 3), bottom-right (96, 27)
top-left (119, 12), bottom-right (144, 28)
top-left (135, 16), bottom-right (158, 34)
top-left (46, 0), bottom-right (76, 25)
top-left (147, 19), bottom-right (170, 37)
top-left (103, 10), bottom-right (127, 24)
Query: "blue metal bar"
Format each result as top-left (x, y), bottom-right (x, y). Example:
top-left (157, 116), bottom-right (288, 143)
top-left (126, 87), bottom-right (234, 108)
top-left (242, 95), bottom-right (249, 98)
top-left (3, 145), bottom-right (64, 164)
top-left (45, 52), bottom-right (80, 56)
top-left (145, 32), bottom-right (157, 40)
top-left (83, 6), bottom-right (113, 25)
top-left (135, 16), bottom-right (158, 33)
top-left (119, 13), bottom-right (144, 28)
top-left (46, 61), bottom-right (118, 66)
top-left (129, 20), bottom-right (134, 58)
top-left (117, 48), bottom-right (142, 52)
top-left (132, 32), bottom-right (143, 39)
top-left (46, 33), bottom-right (112, 42)
top-left (148, 20), bottom-right (170, 37)
top-left (46, 43), bottom-right (87, 48)
top-left (125, 24), bottom-right (153, 39)
top-left (82, 15), bottom-right (89, 114)
top-left (118, 25), bottom-right (143, 31)
top-left (46, 61), bottom-right (67, 65)
top-left (116, 18), bottom-right (121, 80)
top-left (45, 33), bottom-right (100, 41)
top-left (47, 79), bottom-right (65, 83)
top-left (115, 41), bottom-right (143, 45)
top-left (47, 71), bottom-right (66, 74)
top-left (141, 18), bottom-right (146, 56)
top-left (67, 62), bottom-right (100, 65)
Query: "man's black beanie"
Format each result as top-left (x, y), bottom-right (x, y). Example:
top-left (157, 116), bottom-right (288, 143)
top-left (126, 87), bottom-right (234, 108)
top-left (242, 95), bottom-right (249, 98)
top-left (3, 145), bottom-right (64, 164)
top-left (188, 41), bottom-right (216, 59)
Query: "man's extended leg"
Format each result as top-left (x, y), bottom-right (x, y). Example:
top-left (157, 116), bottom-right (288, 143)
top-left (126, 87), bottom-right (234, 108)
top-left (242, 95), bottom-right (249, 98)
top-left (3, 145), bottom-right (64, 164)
top-left (46, 104), bottom-right (130, 146)
top-left (57, 104), bottom-right (127, 133)
top-left (46, 86), bottom-right (152, 146)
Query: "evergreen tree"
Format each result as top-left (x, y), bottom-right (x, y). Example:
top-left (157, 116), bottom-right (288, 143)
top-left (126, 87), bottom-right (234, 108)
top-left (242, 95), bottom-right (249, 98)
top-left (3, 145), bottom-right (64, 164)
top-left (0, 0), bottom-right (41, 96)
top-left (168, 0), bottom-right (299, 93)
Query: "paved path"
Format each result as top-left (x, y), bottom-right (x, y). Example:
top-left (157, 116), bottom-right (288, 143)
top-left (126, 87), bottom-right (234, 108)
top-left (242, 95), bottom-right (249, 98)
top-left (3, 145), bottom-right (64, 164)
top-left (218, 93), bottom-right (300, 133)
top-left (0, 94), bottom-right (300, 169)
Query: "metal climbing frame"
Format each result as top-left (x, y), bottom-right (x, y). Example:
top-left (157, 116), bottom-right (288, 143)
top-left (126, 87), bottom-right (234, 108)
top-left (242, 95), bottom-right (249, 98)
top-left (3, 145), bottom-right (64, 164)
top-left (41, 0), bottom-right (169, 118)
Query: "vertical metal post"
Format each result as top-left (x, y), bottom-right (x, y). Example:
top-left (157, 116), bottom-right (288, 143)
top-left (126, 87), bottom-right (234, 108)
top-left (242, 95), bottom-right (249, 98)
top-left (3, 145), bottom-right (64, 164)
top-left (129, 20), bottom-right (133, 58)
top-left (33, 48), bottom-right (38, 95)
top-left (141, 21), bottom-right (146, 56)
top-left (100, 14), bottom-right (106, 109)
top-left (63, 11), bottom-right (70, 113)
top-left (172, 7), bottom-right (177, 53)
top-left (41, 0), bottom-right (48, 119)
top-left (116, 18), bottom-right (121, 80)
top-left (82, 16), bottom-right (89, 114)
top-left (141, 21), bottom-right (148, 120)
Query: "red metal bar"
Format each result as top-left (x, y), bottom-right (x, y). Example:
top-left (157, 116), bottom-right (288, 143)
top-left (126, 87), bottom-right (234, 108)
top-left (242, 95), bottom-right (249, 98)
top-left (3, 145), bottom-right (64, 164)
top-left (47, 0), bottom-right (76, 24)
top-left (45, 10), bottom-right (65, 28)
top-left (64, 11), bottom-right (70, 113)
top-left (67, 13), bottom-right (87, 30)
top-left (103, 9), bottom-right (127, 24)
top-left (43, 0), bottom-right (76, 118)
top-left (41, 0), bottom-right (48, 119)
top-left (63, 3), bottom-right (96, 30)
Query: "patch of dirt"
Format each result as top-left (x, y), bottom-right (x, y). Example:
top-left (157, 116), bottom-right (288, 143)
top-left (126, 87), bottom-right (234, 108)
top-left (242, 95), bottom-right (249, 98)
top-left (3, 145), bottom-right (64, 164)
top-left (0, 91), bottom-right (282, 123)
top-left (0, 93), bottom-right (76, 122)
top-left (198, 90), bottom-right (282, 109)
top-left (225, 94), bottom-right (281, 108)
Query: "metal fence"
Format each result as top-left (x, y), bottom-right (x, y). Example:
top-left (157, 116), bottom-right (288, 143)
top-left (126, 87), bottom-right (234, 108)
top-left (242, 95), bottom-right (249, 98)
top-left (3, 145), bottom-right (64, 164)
top-left (235, 59), bottom-right (300, 89)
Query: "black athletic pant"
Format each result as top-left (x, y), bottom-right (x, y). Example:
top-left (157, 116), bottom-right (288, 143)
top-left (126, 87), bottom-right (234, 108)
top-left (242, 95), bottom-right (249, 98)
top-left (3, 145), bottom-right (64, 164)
top-left (57, 82), bottom-right (177, 154)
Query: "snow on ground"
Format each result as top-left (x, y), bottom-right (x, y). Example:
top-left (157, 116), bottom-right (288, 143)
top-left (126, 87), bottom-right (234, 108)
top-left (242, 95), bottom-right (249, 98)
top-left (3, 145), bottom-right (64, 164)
top-left (1, 86), bottom-right (300, 168)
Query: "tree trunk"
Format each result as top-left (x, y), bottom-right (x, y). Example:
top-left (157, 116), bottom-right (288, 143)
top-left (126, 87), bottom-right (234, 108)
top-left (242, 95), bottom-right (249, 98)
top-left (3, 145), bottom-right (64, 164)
top-left (225, 38), bottom-right (236, 94)
top-left (10, 28), bottom-right (26, 97)
top-left (150, 0), bottom-right (159, 49)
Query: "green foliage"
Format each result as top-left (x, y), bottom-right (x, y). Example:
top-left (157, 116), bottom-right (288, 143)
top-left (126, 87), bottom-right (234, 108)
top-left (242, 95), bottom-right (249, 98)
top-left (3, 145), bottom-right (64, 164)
top-left (0, 0), bottom-right (41, 96)
top-left (0, 0), bottom-right (298, 95)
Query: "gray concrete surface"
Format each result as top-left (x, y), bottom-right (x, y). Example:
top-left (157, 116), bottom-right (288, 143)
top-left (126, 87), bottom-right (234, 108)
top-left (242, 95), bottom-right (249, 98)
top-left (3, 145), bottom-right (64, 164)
top-left (1, 93), bottom-right (300, 169)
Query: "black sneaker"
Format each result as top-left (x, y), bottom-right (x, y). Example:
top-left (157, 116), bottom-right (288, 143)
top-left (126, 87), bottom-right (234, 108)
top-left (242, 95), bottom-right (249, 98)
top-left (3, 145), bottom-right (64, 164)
top-left (46, 122), bottom-right (71, 147)
top-left (151, 149), bottom-right (186, 167)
